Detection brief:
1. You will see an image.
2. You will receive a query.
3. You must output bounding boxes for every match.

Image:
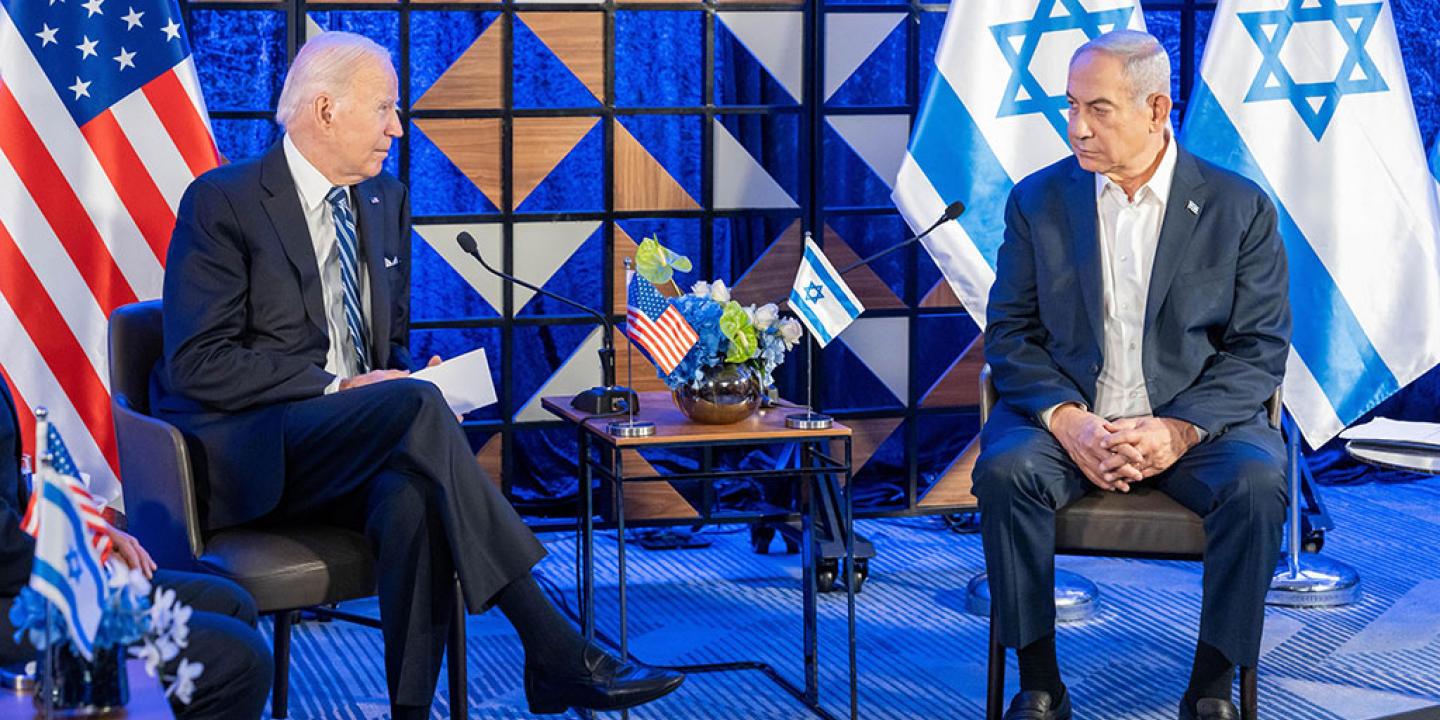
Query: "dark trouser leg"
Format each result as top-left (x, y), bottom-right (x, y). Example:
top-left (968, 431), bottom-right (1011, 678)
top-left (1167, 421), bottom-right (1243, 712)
top-left (274, 379), bottom-right (548, 707)
top-left (971, 404), bottom-right (1089, 651)
top-left (153, 570), bottom-right (273, 720)
top-left (1156, 422), bottom-right (1287, 668)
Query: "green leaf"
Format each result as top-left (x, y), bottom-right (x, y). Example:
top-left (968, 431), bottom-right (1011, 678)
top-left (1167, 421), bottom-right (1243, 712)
top-left (634, 235), bottom-right (692, 285)
top-left (719, 301), bottom-right (757, 363)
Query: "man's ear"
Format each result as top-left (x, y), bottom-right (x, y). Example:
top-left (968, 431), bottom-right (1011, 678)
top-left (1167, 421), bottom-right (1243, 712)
top-left (313, 94), bottom-right (335, 130)
top-left (1150, 93), bottom-right (1173, 129)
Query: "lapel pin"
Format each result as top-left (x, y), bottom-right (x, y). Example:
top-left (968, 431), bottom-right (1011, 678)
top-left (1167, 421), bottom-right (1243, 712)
top-left (369, 196), bottom-right (380, 205)
top-left (1186, 200), bottom-right (1200, 216)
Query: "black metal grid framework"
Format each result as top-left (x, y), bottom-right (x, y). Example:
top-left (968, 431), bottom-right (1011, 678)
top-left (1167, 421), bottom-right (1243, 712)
top-left (180, 0), bottom-right (1220, 525)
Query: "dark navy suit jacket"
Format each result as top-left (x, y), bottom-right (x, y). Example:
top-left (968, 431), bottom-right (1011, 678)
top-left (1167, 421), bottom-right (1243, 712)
top-left (0, 380), bottom-right (33, 597)
top-left (984, 146), bottom-right (1291, 436)
top-left (152, 141), bottom-right (413, 530)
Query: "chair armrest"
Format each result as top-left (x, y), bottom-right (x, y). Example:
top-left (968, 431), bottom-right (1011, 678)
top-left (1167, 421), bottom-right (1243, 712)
top-left (111, 396), bottom-right (204, 569)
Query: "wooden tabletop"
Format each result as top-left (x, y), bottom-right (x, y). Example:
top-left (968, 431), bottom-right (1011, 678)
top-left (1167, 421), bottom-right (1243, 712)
top-left (1, 659), bottom-right (173, 718)
top-left (542, 392), bottom-right (851, 447)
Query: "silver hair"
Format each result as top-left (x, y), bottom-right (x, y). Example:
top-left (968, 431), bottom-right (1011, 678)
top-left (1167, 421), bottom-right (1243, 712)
top-left (275, 31), bottom-right (393, 129)
top-left (1071, 29), bottom-right (1171, 107)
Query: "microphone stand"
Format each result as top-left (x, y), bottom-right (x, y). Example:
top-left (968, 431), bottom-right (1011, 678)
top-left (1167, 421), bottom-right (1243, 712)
top-left (456, 233), bottom-right (637, 415)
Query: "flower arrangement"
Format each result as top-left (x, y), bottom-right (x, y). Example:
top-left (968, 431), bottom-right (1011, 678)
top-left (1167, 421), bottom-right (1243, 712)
top-left (11, 568), bottom-right (204, 705)
top-left (633, 236), bottom-right (804, 391)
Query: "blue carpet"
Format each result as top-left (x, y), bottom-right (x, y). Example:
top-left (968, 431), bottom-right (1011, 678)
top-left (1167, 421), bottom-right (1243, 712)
top-left (264, 473), bottom-right (1440, 719)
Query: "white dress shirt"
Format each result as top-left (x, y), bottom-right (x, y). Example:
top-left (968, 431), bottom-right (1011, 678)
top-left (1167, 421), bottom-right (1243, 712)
top-left (283, 134), bottom-right (373, 392)
top-left (1042, 134), bottom-right (1194, 434)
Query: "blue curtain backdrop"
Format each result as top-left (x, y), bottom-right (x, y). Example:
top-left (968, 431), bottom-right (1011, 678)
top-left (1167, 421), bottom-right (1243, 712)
top-left (186, 1), bottom-right (1440, 512)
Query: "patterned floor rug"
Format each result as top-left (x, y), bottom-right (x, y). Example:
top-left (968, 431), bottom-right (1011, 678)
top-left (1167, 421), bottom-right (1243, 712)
top-left (266, 473), bottom-right (1440, 719)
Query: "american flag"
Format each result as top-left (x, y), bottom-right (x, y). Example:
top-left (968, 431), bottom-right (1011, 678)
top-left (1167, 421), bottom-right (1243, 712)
top-left (22, 414), bottom-right (115, 569)
top-left (0, 0), bottom-right (219, 503)
top-left (625, 270), bottom-right (697, 375)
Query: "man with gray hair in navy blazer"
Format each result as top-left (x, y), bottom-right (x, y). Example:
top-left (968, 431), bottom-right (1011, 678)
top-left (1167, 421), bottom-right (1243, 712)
top-left (974, 29), bottom-right (1291, 720)
top-left (152, 30), bottom-right (681, 718)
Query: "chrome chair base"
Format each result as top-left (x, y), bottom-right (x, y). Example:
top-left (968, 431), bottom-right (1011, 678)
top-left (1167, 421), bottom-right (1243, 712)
top-left (966, 569), bottom-right (1100, 623)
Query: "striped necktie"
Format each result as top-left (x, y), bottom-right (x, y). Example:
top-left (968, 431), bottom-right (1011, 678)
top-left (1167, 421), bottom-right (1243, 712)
top-left (325, 187), bottom-right (371, 374)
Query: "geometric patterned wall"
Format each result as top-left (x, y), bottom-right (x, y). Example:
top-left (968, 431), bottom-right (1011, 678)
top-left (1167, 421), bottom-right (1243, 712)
top-left (183, 0), bottom-right (1440, 522)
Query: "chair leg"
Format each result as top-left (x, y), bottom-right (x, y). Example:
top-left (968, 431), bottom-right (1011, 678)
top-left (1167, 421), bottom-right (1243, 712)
top-left (272, 610), bottom-right (293, 719)
top-left (1240, 665), bottom-right (1258, 720)
top-left (987, 612), bottom-right (1006, 720)
top-left (448, 577), bottom-right (468, 718)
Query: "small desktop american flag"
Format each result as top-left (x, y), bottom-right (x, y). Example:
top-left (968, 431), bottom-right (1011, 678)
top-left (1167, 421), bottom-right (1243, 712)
top-left (625, 271), bottom-right (697, 375)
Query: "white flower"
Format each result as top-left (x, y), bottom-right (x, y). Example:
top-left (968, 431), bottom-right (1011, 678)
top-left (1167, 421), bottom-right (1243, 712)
top-left (706, 279), bottom-right (731, 303)
top-left (165, 658), bottom-right (205, 705)
top-left (131, 638), bottom-right (165, 676)
top-left (690, 280), bottom-right (711, 298)
top-left (779, 317), bottom-right (804, 347)
top-left (753, 303), bottom-right (779, 331)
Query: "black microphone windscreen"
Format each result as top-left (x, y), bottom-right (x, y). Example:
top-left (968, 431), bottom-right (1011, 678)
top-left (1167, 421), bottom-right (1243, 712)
top-left (456, 231), bottom-right (477, 255)
top-left (943, 200), bottom-right (967, 221)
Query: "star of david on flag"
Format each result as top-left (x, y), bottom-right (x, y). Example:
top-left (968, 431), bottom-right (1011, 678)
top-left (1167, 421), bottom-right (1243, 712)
top-left (1182, 0), bottom-right (1440, 447)
top-left (788, 236), bottom-right (863, 348)
top-left (1237, 0), bottom-right (1387, 140)
top-left (893, 0), bottom-right (1146, 328)
top-left (24, 414), bottom-right (113, 660)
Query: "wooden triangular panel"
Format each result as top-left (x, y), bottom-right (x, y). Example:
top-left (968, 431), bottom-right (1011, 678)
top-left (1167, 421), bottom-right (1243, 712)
top-left (517, 12), bottom-right (605, 102)
top-left (620, 450), bottom-right (700, 520)
top-left (827, 417), bottom-right (903, 483)
top-left (476, 434), bottom-right (503, 489)
top-left (512, 117), bottom-right (599, 208)
top-left (920, 277), bottom-right (964, 309)
top-left (613, 120), bottom-right (699, 212)
top-left (917, 436), bottom-right (978, 508)
top-left (414, 18), bottom-right (504, 109)
top-left (821, 226), bottom-right (905, 310)
top-left (920, 335), bottom-right (985, 408)
top-left (412, 118), bottom-right (502, 210)
top-left (729, 219), bottom-right (803, 308)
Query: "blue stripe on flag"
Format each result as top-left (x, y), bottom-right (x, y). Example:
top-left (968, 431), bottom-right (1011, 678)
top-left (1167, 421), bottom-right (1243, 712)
top-left (789, 290), bottom-right (834, 346)
top-left (907, 71), bottom-right (1015, 269)
top-left (1430, 139), bottom-right (1440, 183)
top-left (31, 560), bottom-right (95, 655)
top-left (42, 482), bottom-right (106, 591)
top-left (1181, 81), bottom-right (1399, 424)
top-left (802, 245), bottom-right (861, 319)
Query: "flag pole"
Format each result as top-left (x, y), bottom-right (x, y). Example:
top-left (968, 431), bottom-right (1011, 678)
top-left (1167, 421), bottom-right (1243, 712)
top-left (787, 233), bottom-right (832, 431)
top-left (608, 259), bottom-right (656, 438)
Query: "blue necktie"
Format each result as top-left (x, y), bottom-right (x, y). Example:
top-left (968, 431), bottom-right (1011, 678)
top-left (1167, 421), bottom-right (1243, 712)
top-left (325, 187), bottom-right (371, 374)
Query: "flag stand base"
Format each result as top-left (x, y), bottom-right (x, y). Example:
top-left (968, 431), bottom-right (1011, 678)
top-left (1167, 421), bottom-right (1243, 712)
top-left (607, 420), bottom-right (656, 438)
top-left (786, 412), bottom-right (832, 430)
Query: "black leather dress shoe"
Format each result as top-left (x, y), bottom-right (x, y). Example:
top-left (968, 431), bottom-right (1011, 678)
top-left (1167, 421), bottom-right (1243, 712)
top-left (1179, 697), bottom-right (1240, 720)
top-left (524, 641), bottom-right (685, 714)
top-left (1002, 688), bottom-right (1072, 720)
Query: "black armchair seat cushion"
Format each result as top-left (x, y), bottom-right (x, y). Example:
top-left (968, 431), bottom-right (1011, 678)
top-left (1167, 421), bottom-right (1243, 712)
top-left (198, 525), bottom-right (376, 612)
top-left (1054, 485), bottom-right (1206, 559)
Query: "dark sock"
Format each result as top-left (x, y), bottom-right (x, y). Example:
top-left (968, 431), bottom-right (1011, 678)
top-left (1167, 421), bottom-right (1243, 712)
top-left (391, 704), bottom-right (428, 720)
top-left (1017, 632), bottom-right (1065, 700)
top-left (1185, 641), bottom-right (1235, 707)
top-left (493, 574), bottom-right (588, 673)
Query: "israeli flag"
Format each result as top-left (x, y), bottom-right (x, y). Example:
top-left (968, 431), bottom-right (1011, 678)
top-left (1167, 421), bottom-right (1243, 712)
top-left (789, 236), bottom-right (864, 348)
top-left (1431, 136), bottom-right (1439, 186)
top-left (1181, 0), bottom-right (1440, 448)
top-left (29, 458), bottom-right (108, 660)
top-left (893, 0), bottom-right (1146, 324)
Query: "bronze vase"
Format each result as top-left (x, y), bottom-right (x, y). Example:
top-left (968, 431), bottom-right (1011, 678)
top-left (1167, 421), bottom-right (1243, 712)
top-left (672, 363), bottom-right (761, 424)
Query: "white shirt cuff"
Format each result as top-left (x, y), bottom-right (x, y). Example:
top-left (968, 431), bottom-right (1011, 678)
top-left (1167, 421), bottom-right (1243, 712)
top-left (1040, 402), bottom-right (1085, 430)
top-left (324, 375), bottom-right (343, 395)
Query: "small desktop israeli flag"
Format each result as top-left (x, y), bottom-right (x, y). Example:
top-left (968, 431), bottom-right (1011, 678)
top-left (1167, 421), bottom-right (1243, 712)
top-left (788, 234), bottom-right (864, 348)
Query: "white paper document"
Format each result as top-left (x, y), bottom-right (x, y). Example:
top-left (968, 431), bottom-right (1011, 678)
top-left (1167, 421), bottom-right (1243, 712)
top-left (410, 348), bottom-right (498, 415)
top-left (1339, 418), bottom-right (1440, 450)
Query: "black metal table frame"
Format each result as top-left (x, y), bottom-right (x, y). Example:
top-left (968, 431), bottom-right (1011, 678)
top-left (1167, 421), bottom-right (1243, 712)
top-left (572, 424), bottom-right (858, 720)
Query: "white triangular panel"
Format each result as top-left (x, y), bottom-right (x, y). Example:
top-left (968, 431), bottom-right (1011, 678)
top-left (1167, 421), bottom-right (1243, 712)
top-left (838, 317), bottom-right (908, 405)
top-left (717, 12), bottom-right (804, 104)
top-left (827, 114), bottom-right (910, 190)
top-left (305, 15), bottom-right (326, 40)
top-left (824, 13), bottom-right (904, 101)
top-left (712, 119), bottom-right (797, 209)
top-left (414, 223), bottom-right (504, 314)
top-left (512, 220), bottom-right (602, 313)
top-left (516, 327), bottom-right (603, 421)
